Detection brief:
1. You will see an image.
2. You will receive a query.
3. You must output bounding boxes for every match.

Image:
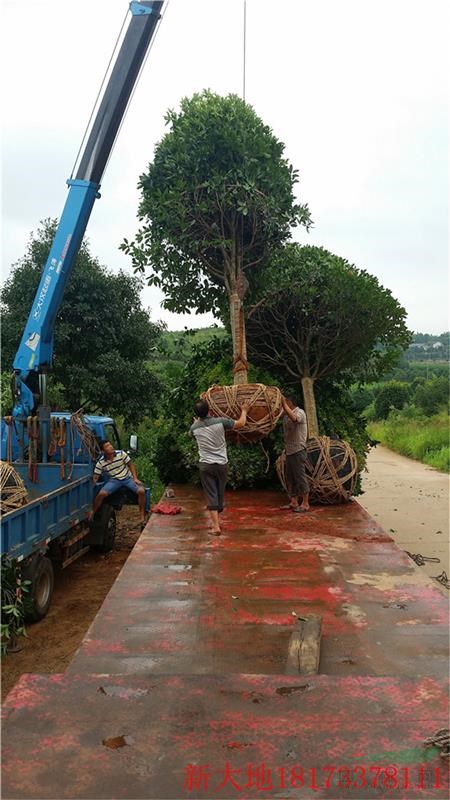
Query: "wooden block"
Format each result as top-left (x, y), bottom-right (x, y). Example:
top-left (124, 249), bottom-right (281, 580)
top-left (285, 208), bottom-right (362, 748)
top-left (286, 614), bottom-right (322, 675)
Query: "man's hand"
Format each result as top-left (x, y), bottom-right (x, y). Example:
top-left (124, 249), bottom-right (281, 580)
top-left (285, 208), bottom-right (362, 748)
top-left (234, 400), bottom-right (251, 430)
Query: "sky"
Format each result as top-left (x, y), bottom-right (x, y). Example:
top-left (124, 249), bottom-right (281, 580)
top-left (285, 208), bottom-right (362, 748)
top-left (1, 0), bottom-right (448, 334)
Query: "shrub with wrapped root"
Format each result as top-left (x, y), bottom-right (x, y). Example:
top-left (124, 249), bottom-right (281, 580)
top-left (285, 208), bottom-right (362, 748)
top-left (202, 383), bottom-right (283, 443)
top-left (276, 436), bottom-right (358, 505)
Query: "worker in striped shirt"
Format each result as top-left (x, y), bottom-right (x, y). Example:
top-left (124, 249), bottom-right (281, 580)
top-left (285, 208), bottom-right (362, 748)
top-left (89, 440), bottom-right (146, 529)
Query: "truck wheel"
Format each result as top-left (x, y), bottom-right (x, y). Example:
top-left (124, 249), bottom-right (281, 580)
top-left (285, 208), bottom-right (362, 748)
top-left (23, 556), bottom-right (54, 622)
top-left (92, 505), bottom-right (116, 553)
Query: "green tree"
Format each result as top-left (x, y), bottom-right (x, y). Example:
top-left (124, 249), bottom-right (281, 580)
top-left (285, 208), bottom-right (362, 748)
top-left (1, 220), bottom-right (163, 426)
top-left (413, 376), bottom-right (449, 416)
top-left (374, 381), bottom-right (410, 420)
top-left (247, 244), bottom-right (411, 435)
top-left (122, 90), bottom-right (311, 384)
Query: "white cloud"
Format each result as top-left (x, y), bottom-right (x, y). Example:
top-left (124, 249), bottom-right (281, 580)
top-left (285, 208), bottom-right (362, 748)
top-left (1, 0), bottom-right (448, 333)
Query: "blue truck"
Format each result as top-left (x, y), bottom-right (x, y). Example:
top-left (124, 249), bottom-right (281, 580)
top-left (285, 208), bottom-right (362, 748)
top-left (1, 1), bottom-right (164, 621)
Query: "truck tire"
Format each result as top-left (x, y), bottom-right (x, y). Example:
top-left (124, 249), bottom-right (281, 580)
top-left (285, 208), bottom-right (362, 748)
top-left (23, 556), bottom-right (54, 622)
top-left (92, 504), bottom-right (116, 553)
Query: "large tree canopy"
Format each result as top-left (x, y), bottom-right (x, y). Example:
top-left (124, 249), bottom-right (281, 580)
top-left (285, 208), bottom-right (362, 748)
top-left (247, 244), bottom-right (411, 434)
top-left (1, 220), bottom-right (163, 425)
top-left (122, 90), bottom-right (311, 382)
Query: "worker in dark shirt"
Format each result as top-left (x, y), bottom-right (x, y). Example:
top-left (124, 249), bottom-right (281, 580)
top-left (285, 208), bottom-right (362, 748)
top-left (281, 395), bottom-right (310, 512)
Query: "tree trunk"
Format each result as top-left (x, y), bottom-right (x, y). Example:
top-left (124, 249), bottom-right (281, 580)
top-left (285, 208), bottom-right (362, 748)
top-left (229, 290), bottom-right (248, 385)
top-left (301, 376), bottom-right (319, 437)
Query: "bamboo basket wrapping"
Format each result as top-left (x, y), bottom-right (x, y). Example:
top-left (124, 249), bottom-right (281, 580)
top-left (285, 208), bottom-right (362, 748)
top-left (276, 435), bottom-right (358, 504)
top-left (201, 383), bottom-right (283, 443)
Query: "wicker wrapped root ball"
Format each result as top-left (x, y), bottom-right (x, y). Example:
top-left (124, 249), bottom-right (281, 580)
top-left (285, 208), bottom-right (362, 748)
top-left (0, 462), bottom-right (28, 515)
top-left (276, 436), bottom-right (358, 505)
top-left (201, 383), bottom-right (283, 443)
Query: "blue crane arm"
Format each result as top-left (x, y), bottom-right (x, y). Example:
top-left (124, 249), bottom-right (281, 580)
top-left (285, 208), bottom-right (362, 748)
top-left (12, 1), bottom-right (164, 419)
top-left (13, 179), bottom-right (100, 416)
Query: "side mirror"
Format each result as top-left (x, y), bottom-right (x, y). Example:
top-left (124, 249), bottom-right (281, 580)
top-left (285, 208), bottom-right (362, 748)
top-left (129, 434), bottom-right (138, 453)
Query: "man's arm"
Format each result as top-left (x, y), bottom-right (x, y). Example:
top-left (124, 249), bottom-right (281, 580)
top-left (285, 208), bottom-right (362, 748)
top-left (128, 459), bottom-right (142, 485)
top-left (233, 400), bottom-right (251, 430)
top-left (93, 460), bottom-right (102, 485)
top-left (282, 396), bottom-right (301, 423)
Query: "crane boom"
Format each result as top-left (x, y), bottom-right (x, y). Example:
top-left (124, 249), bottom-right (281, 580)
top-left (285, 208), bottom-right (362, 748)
top-left (12, 0), bottom-right (164, 419)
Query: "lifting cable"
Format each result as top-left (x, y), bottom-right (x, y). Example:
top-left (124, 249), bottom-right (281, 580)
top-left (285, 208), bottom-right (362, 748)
top-left (242, 0), bottom-right (247, 102)
top-left (57, 419), bottom-right (67, 480)
top-left (27, 415), bottom-right (39, 483)
top-left (71, 1), bottom-right (169, 181)
top-left (70, 8), bottom-right (129, 179)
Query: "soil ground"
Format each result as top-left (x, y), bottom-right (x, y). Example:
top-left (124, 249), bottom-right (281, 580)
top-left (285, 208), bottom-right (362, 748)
top-left (2, 447), bottom-right (449, 700)
top-left (1, 507), bottom-right (142, 700)
top-left (358, 444), bottom-right (449, 588)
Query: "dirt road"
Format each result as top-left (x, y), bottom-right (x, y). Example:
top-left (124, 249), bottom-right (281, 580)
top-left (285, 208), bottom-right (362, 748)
top-left (358, 444), bottom-right (449, 587)
top-left (1, 508), bottom-right (142, 700)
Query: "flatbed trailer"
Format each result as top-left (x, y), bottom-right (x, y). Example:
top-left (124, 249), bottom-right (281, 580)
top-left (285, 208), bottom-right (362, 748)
top-left (2, 488), bottom-right (449, 799)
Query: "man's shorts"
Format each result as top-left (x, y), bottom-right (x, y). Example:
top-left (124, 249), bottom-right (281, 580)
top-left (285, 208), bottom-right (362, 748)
top-left (199, 463), bottom-right (228, 511)
top-left (101, 477), bottom-right (139, 495)
top-left (285, 449), bottom-right (309, 497)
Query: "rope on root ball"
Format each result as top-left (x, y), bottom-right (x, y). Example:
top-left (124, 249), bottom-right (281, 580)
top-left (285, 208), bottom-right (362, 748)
top-left (201, 383), bottom-right (283, 443)
top-left (0, 462), bottom-right (28, 514)
top-left (276, 436), bottom-right (358, 505)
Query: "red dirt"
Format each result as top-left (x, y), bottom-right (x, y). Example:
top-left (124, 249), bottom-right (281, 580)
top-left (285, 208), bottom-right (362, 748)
top-left (1, 508), bottom-right (141, 701)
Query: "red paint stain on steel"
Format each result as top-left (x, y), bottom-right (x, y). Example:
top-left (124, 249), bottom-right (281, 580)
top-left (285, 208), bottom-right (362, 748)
top-left (2, 677), bottom-right (45, 712)
top-left (40, 734), bottom-right (79, 751)
top-left (82, 639), bottom-right (128, 655)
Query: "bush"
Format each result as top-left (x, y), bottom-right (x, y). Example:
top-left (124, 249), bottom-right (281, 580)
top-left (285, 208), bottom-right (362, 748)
top-left (1, 557), bottom-right (29, 655)
top-left (424, 447), bottom-right (450, 472)
top-left (227, 443), bottom-right (273, 489)
top-left (374, 380), bottom-right (409, 419)
top-left (368, 409), bottom-right (449, 472)
top-left (413, 376), bottom-right (449, 416)
top-left (314, 382), bottom-right (371, 494)
top-left (349, 384), bottom-right (377, 414)
top-left (1, 372), bottom-right (13, 417)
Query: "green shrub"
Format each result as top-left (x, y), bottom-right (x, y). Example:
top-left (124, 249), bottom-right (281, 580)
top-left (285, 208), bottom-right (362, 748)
top-left (374, 380), bottom-right (409, 419)
top-left (368, 409), bottom-right (449, 472)
top-left (1, 556), bottom-right (29, 655)
top-left (413, 376), bottom-right (449, 416)
top-left (362, 401), bottom-right (377, 422)
top-left (1, 372), bottom-right (13, 417)
top-left (424, 447), bottom-right (450, 472)
top-left (349, 383), bottom-right (377, 414)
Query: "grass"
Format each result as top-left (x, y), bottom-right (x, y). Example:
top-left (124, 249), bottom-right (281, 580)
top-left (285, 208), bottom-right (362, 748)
top-left (368, 410), bottom-right (450, 473)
